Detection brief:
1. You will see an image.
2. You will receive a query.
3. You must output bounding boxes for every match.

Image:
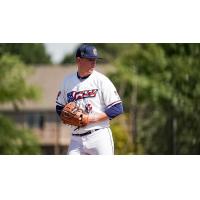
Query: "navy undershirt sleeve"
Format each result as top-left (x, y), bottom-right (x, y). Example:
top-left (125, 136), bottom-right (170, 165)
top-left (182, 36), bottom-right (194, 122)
top-left (56, 105), bottom-right (64, 116)
top-left (105, 102), bottom-right (123, 119)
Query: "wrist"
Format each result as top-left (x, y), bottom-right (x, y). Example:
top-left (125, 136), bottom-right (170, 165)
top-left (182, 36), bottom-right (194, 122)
top-left (88, 113), bottom-right (109, 124)
top-left (88, 114), bottom-right (98, 123)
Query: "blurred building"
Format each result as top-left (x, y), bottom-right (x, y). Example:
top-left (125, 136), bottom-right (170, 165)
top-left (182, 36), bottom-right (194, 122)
top-left (0, 65), bottom-right (112, 154)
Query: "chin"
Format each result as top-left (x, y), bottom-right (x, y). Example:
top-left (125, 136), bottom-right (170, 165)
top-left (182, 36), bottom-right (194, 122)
top-left (89, 68), bottom-right (94, 73)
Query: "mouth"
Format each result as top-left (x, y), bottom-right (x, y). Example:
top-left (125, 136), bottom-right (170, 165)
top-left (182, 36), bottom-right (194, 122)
top-left (90, 65), bottom-right (95, 69)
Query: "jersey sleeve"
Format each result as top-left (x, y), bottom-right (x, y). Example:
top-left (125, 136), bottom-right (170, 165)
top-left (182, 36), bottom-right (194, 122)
top-left (102, 77), bottom-right (122, 109)
top-left (56, 79), bottom-right (67, 107)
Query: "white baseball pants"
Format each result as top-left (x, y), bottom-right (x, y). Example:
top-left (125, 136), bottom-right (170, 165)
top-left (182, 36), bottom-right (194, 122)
top-left (68, 128), bottom-right (114, 155)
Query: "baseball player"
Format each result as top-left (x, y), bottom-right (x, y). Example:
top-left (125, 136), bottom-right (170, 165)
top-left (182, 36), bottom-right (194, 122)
top-left (56, 44), bottom-right (123, 155)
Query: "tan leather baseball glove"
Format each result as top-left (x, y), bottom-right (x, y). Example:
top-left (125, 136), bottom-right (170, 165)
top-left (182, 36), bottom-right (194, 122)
top-left (60, 102), bottom-right (89, 127)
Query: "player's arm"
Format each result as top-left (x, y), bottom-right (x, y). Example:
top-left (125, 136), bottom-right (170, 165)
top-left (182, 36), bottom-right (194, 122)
top-left (55, 80), bottom-right (66, 117)
top-left (56, 93), bottom-right (65, 117)
top-left (56, 103), bottom-right (64, 116)
top-left (88, 76), bottom-right (124, 124)
top-left (88, 102), bottom-right (123, 123)
top-left (88, 112), bottom-right (108, 123)
top-left (105, 102), bottom-right (123, 119)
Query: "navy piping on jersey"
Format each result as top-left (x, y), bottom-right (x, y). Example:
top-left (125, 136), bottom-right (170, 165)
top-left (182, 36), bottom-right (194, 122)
top-left (77, 72), bottom-right (91, 80)
top-left (56, 101), bottom-right (64, 107)
top-left (105, 102), bottom-right (123, 119)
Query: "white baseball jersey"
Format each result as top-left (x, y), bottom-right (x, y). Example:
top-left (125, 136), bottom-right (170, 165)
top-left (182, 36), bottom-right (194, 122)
top-left (56, 70), bottom-right (121, 134)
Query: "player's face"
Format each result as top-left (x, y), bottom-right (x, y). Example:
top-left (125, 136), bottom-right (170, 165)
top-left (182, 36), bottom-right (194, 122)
top-left (77, 57), bottom-right (96, 75)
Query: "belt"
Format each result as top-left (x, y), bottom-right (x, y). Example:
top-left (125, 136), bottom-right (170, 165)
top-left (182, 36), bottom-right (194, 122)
top-left (72, 129), bottom-right (100, 137)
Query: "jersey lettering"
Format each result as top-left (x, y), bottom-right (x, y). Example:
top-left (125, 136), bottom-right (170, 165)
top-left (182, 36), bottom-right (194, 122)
top-left (67, 89), bottom-right (98, 102)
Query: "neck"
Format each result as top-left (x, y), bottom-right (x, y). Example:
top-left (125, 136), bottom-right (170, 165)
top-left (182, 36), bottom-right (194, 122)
top-left (78, 71), bottom-right (90, 77)
top-left (77, 69), bottom-right (94, 78)
top-left (77, 72), bottom-right (91, 79)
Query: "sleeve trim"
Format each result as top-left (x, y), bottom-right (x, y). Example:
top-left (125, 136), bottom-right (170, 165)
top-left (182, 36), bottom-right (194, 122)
top-left (56, 101), bottom-right (65, 107)
top-left (106, 100), bottom-right (122, 109)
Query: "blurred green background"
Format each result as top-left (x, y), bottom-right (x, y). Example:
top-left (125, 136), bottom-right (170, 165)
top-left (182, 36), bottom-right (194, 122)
top-left (0, 43), bottom-right (200, 155)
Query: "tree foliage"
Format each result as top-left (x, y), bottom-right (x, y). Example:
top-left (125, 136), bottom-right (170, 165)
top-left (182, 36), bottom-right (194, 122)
top-left (111, 116), bottom-right (135, 155)
top-left (93, 43), bottom-right (200, 155)
top-left (61, 54), bottom-right (75, 65)
top-left (0, 54), bottom-right (41, 154)
top-left (0, 115), bottom-right (41, 154)
top-left (0, 43), bottom-right (51, 64)
top-left (0, 54), bottom-right (41, 104)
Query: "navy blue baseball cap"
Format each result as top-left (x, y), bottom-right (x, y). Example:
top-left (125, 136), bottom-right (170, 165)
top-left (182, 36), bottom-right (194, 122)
top-left (76, 44), bottom-right (102, 59)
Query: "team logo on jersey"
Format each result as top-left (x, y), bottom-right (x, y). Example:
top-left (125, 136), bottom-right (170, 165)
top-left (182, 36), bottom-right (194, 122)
top-left (67, 89), bottom-right (98, 102)
top-left (85, 103), bottom-right (93, 113)
top-left (81, 51), bottom-right (85, 57)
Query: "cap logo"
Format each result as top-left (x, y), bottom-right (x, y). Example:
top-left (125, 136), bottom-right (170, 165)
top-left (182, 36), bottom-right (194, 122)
top-left (93, 48), bottom-right (97, 56)
top-left (81, 51), bottom-right (85, 56)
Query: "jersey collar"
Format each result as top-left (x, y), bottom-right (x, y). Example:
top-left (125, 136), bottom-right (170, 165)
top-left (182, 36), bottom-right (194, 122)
top-left (77, 72), bottom-right (91, 80)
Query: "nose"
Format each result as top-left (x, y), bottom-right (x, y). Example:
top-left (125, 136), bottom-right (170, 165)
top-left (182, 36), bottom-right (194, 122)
top-left (89, 59), bottom-right (96, 66)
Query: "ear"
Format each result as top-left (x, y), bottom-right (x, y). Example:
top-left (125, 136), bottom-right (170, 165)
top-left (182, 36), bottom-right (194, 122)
top-left (76, 57), bottom-right (80, 63)
top-left (76, 57), bottom-right (81, 62)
